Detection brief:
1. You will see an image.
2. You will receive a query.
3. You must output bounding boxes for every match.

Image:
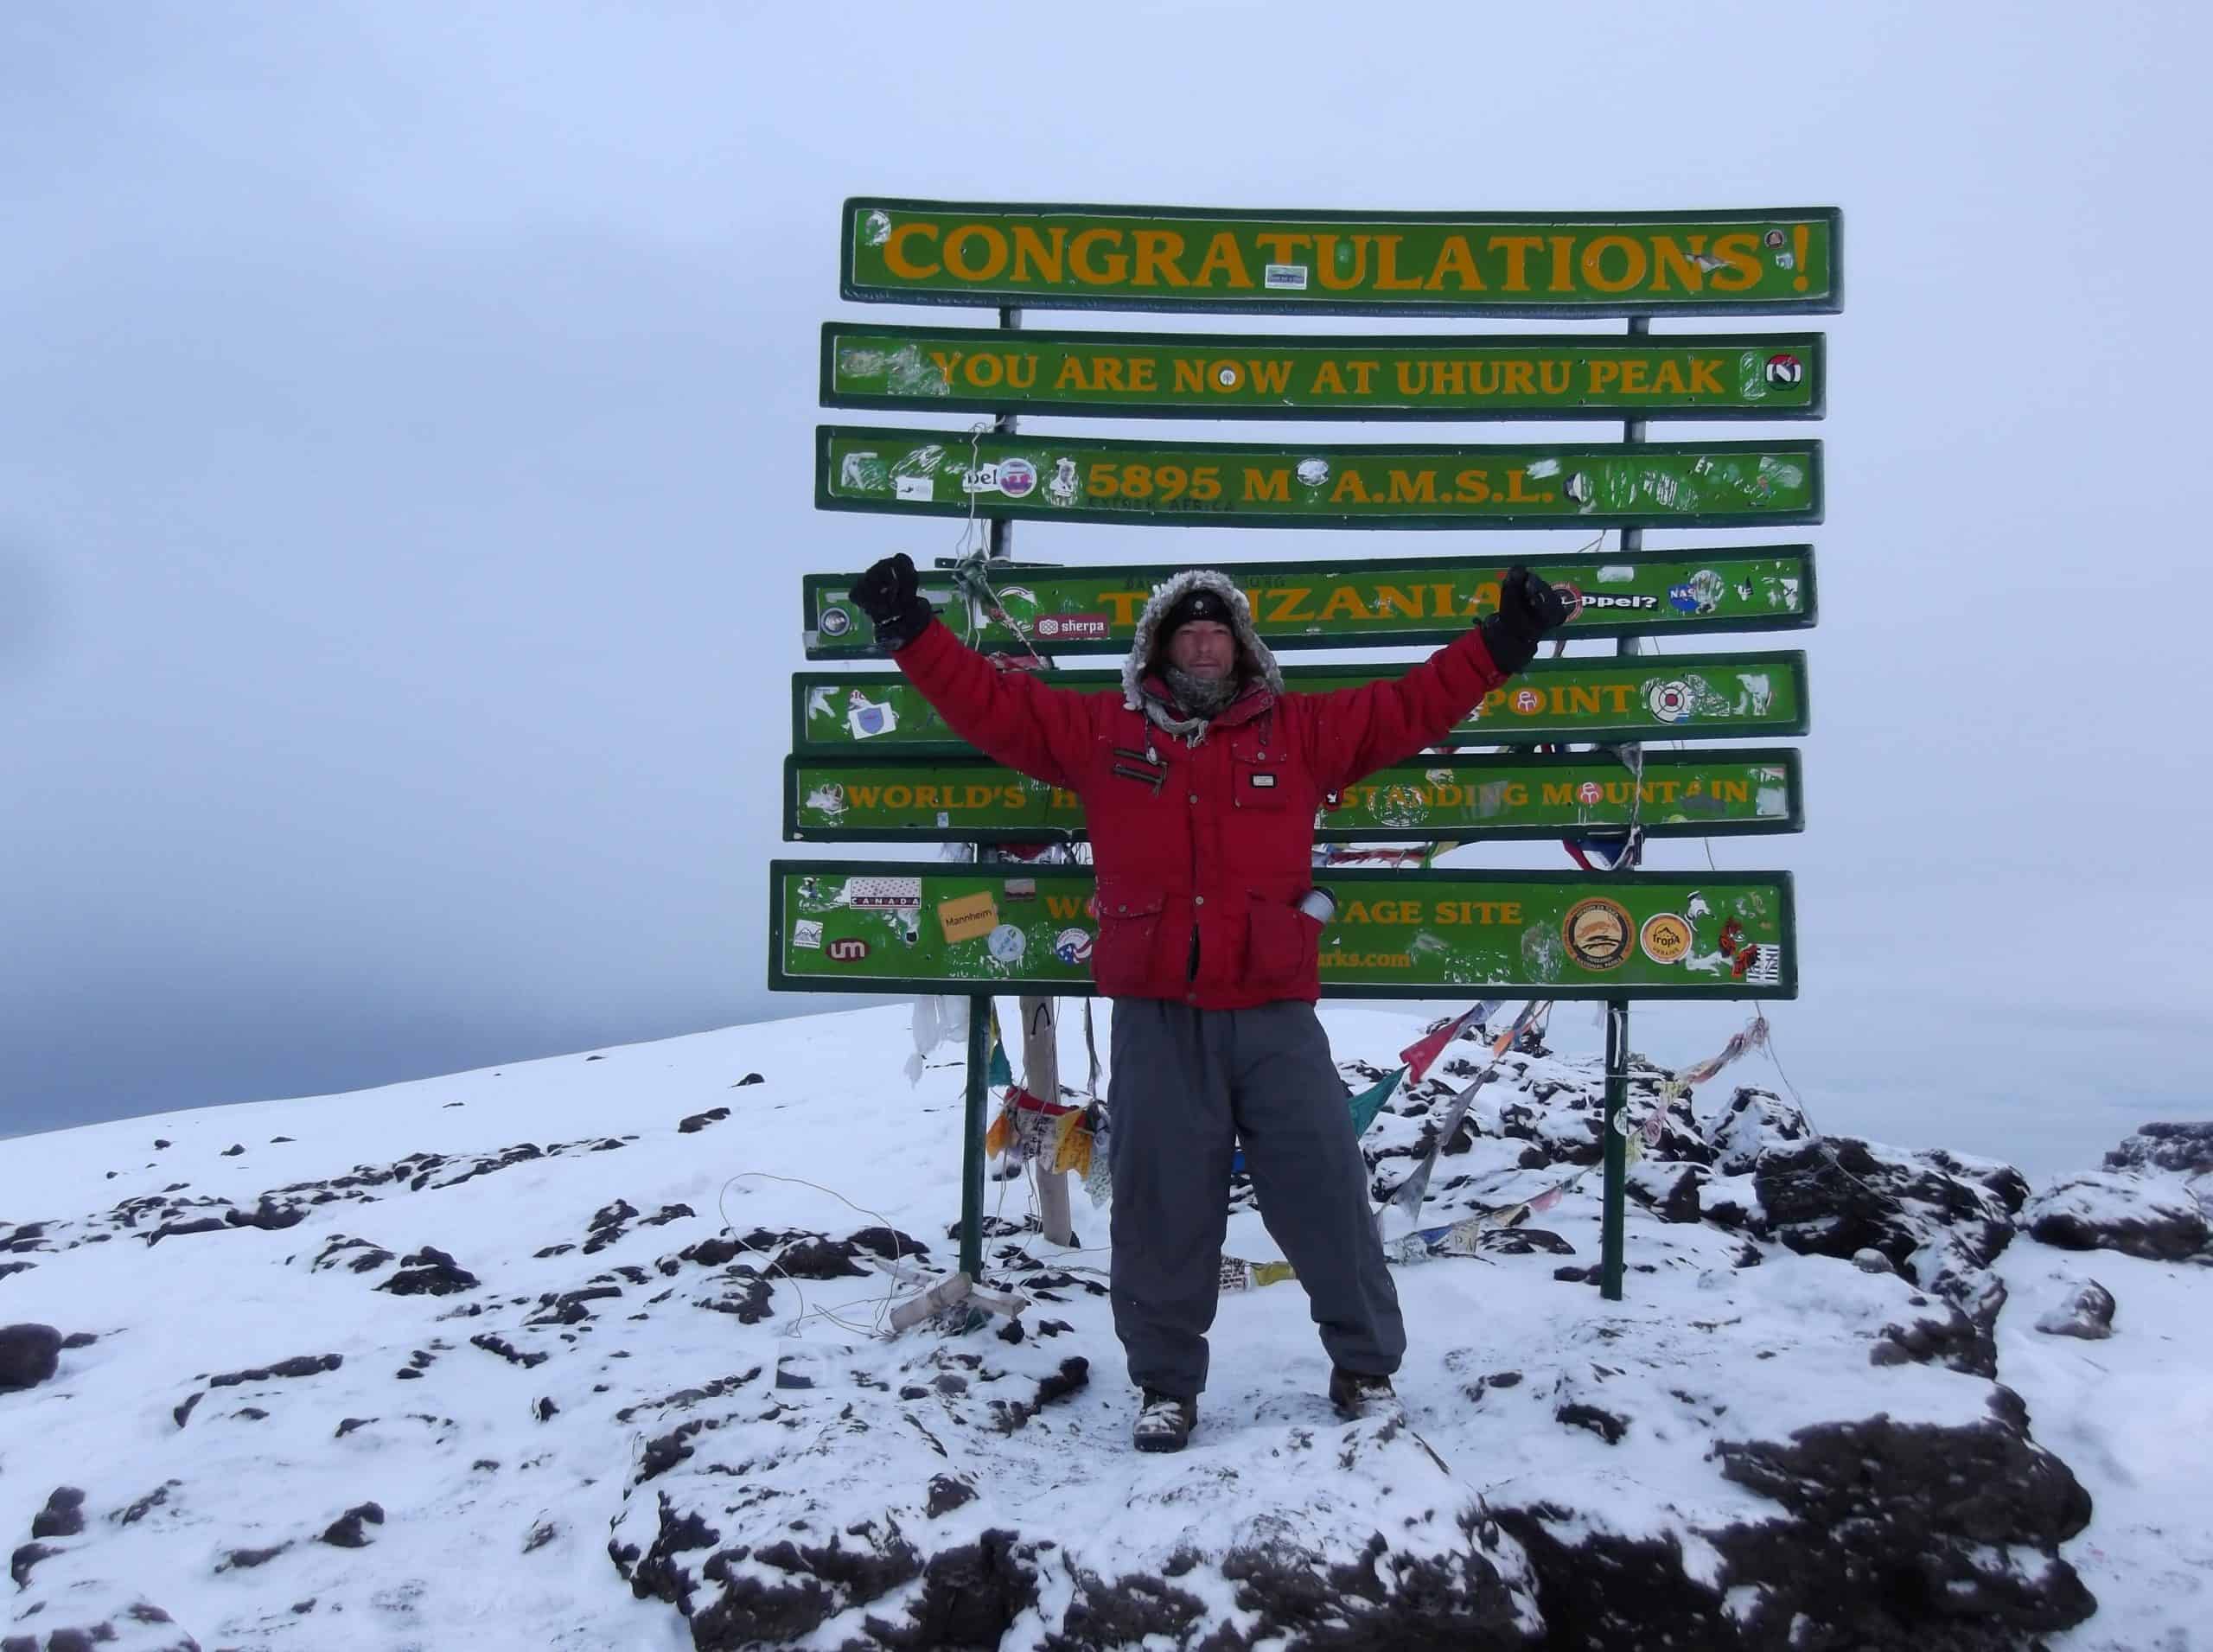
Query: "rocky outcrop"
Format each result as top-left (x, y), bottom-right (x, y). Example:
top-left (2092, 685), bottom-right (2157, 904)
top-left (2024, 1170), bottom-right (2209, 1261)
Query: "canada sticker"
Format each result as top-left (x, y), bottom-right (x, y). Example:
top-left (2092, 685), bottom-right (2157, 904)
top-left (1639, 912), bottom-right (1693, 965)
top-left (1053, 928), bottom-right (1094, 964)
top-left (847, 691), bottom-right (901, 739)
top-left (1561, 896), bottom-right (1633, 972)
top-left (997, 456), bottom-right (1037, 499)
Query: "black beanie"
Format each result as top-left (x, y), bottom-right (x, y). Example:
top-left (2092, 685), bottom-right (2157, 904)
top-left (1156, 585), bottom-right (1235, 648)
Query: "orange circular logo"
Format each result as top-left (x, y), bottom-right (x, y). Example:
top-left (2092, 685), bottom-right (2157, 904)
top-left (1561, 897), bottom-right (1633, 971)
top-left (1639, 913), bottom-right (1693, 965)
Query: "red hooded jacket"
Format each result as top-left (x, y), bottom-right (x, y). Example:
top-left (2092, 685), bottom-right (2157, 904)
top-left (893, 579), bottom-right (1510, 1008)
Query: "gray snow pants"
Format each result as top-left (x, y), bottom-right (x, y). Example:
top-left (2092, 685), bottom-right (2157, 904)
top-left (1107, 998), bottom-right (1406, 1397)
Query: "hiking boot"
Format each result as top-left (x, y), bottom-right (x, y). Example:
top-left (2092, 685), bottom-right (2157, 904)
top-left (1329, 1367), bottom-right (1401, 1419)
top-left (1132, 1388), bottom-right (1197, 1452)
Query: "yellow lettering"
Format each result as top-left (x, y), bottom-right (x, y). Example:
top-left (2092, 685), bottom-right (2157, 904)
top-left (1374, 584), bottom-right (1425, 619)
top-left (1191, 231), bottom-right (1253, 289)
top-left (1242, 467), bottom-right (1289, 503)
top-left (1319, 585), bottom-right (1374, 620)
top-left (942, 224), bottom-right (1009, 283)
top-left (1247, 359), bottom-right (1293, 395)
top-left (883, 223), bottom-right (941, 279)
top-left (1312, 232), bottom-right (1368, 291)
top-left (1621, 359), bottom-right (1651, 394)
top-left (1132, 228), bottom-right (1190, 288)
top-left (1055, 355), bottom-right (1089, 391)
top-left (1648, 233), bottom-right (1707, 293)
top-left (1689, 357), bottom-right (1725, 395)
top-left (1069, 227), bottom-right (1128, 284)
top-left (1010, 225), bottom-right (1066, 284)
top-left (1330, 469), bottom-right (1372, 503)
top-left (1311, 360), bottom-right (1349, 396)
top-left (1384, 469), bottom-right (1438, 506)
top-left (1580, 234), bottom-right (1647, 294)
top-left (1374, 233), bottom-right (1426, 290)
top-left (1100, 590), bottom-right (1147, 626)
top-left (1424, 233), bottom-right (1485, 291)
top-left (1490, 234), bottom-right (1543, 291)
top-left (1710, 232), bottom-right (1761, 291)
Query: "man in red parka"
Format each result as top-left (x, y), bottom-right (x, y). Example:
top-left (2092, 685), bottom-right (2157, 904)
top-left (847, 555), bottom-right (1569, 1451)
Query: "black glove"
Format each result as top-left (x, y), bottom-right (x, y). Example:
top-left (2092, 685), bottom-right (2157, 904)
top-left (1477, 564), bottom-right (1572, 673)
top-left (847, 552), bottom-right (936, 654)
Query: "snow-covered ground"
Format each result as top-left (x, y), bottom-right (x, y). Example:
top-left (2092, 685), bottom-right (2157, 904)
top-left (1, 1001), bottom-right (2205, 1650)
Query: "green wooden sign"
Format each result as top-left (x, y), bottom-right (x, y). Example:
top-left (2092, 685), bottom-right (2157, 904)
top-left (768, 862), bottom-right (1796, 999)
top-left (794, 650), bottom-right (1808, 756)
top-left (786, 748), bottom-right (1803, 844)
top-left (842, 200), bottom-right (1842, 316)
top-left (817, 427), bottom-right (1821, 529)
top-left (804, 551), bottom-right (1814, 658)
top-left (822, 323), bottom-right (1825, 420)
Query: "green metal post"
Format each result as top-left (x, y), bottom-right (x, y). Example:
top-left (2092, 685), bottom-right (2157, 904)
top-left (955, 304), bottom-right (1025, 1289)
top-left (959, 990), bottom-right (991, 1280)
top-left (1599, 315), bottom-right (1648, 1304)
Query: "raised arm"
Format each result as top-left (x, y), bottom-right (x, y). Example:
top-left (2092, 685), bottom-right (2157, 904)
top-left (848, 554), bottom-right (1093, 791)
top-left (1300, 565), bottom-right (1570, 794)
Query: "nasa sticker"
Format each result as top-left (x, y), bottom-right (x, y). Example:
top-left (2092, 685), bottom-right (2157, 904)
top-left (997, 456), bottom-right (1037, 499)
top-left (1053, 927), bottom-right (1094, 965)
top-left (986, 923), bottom-right (1028, 966)
top-left (1646, 679), bottom-right (1696, 724)
top-left (819, 606), bottom-right (852, 638)
top-left (1765, 353), bottom-right (1804, 388)
top-left (1668, 568), bottom-right (1727, 616)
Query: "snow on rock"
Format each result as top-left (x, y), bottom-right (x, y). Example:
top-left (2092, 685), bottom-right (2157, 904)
top-left (2033, 1279), bottom-right (2117, 1340)
top-left (2022, 1170), bottom-right (2210, 1262)
top-left (0, 1005), bottom-right (2182, 1649)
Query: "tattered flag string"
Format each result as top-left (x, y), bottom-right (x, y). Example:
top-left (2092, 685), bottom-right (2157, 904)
top-left (1379, 998), bottom-right (1550, 1228)
top-left (1228, 1011), bottom-right (1774, 1292)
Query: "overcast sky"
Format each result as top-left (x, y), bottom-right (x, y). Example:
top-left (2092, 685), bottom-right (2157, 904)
top-left (3, 2), bottom-right (2206, 1171)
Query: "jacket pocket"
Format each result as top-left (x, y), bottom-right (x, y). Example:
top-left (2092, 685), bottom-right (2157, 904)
top-left (1231, 749), bottom-right (1290, 813)
top-left (1246, 892), bottom-right (1319, 990)
top-left (1093, 890), bottom-right (1167, 996)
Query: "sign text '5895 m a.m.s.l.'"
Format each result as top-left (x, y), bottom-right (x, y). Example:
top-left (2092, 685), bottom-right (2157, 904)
top-left (817, 428), bottom-right (1821, 530)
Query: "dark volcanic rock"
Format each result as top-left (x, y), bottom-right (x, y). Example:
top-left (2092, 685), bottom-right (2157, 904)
top-left (925, 1475), bottom-right (977, 1518)
top-left (678, 1107), bottom-right (730, 1134)
top-left (868, 1528), bottom-right (1037, 1651)
top-left (772, 1238), bottom-right (870, 1280)
top-left (2035, 1279), bottom-right (2118, 1340)
top-left (2025, 1171), bottom-right (2209, 1261)
top-left (2102, 1119), bottom-right (2213, 1179)
top-left (209, 1353), bottom-right (342, 1387)
top-left (320, 1502), bottom-right (386, 1547)
top-left (31, 1486), bottom-right (86, 1538)
top-left (380, 1247), bottom-right (481, 1296)
top-left (0, 1323), bottom-right (62, 1392)
top-left (1502, 1413), bottom-right (2094, 1649)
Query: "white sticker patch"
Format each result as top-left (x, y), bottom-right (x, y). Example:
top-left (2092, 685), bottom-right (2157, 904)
top-left (1264, 264), bottom-right (1310, 290)
top-left (1596, 564), bottom-right (1635, 583)
top-left (793, 919), bottom-right (824, 949)
top-left (895, 475), bottom-right (934, 502)
top-left (1526, 458), bottom-right (1561, 480)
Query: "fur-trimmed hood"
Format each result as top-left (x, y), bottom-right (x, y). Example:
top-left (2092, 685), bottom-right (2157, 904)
top-left (1119, 569), bottom-right (1285, 715)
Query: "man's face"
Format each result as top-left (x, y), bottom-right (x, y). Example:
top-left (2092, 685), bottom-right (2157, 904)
top-left (1167, 619), bottom-right (1236, 679)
